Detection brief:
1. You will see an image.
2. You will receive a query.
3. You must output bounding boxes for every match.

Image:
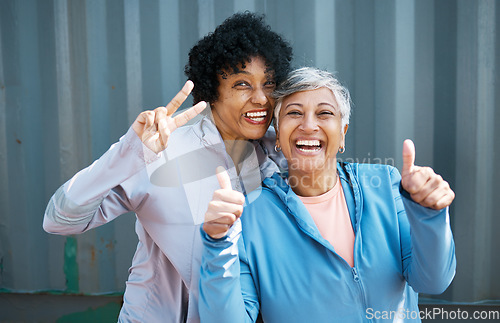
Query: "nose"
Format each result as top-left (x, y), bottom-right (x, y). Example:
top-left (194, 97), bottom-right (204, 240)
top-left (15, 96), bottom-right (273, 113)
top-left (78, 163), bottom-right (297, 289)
top-left (299, 112), bottom-right (319, 133)
top-left (251, 87), bottom-right (269, 106)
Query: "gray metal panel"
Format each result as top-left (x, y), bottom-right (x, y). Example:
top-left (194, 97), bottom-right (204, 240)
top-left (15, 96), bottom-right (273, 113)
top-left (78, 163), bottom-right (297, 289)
top-left (0, 0), bottom-right (498, 313)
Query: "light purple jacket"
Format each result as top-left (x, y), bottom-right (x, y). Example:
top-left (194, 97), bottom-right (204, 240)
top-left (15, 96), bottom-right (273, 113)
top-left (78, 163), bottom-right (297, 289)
top-left (43, 114), bottom-right (281, 322)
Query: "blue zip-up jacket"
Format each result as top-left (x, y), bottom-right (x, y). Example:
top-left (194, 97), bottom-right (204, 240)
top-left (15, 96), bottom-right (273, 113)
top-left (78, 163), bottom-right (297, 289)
top-left (199, 163), bottom-right (456, 322)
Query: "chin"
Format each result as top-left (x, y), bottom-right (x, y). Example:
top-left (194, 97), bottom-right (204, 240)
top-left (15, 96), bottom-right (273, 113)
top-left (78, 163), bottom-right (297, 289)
top-left (245, 127), bottom-right (268, 140)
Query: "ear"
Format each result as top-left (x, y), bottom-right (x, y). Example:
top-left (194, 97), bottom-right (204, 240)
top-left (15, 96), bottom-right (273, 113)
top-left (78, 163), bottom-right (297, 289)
top-left (340, 124), bottom-right (349, 146)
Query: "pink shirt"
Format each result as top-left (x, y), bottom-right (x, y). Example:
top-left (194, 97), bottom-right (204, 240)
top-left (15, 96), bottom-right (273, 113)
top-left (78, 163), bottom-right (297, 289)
top-left (297, 176), bottom-right (355, 267)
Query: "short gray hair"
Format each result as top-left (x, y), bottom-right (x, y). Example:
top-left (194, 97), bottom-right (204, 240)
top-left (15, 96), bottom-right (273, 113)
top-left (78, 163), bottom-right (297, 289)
top-left (273, 67), bottom-right (351, 129)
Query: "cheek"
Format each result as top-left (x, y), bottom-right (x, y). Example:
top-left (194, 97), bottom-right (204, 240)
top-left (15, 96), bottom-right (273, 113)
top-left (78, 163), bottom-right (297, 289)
top-left (278, 130), bottom-right (295, 155)
top-left (267, 97), bottom-right (275, 107)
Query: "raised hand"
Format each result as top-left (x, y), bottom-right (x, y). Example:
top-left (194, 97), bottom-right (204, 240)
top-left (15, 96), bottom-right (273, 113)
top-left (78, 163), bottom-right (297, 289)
top-left (401, 139), bottom-right (455, 210)
top-left (203, 167), bottom-right (245, 239)
top-left (132, 80), bottom-right (207, 154)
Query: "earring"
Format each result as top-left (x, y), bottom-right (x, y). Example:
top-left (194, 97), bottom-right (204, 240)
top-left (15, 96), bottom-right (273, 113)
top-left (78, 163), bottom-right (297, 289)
top-left (339, 147), bottom-right (345, 154)
top-left (275, 145), bottom-right (282, 152)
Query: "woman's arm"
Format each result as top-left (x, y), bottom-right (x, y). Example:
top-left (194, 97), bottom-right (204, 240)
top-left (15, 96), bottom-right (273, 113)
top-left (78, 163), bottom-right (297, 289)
top-left (199, 221), bottom-right (260, 323)
top-left (396, 179), bottom-right (456, 294)
top-left (199, 168), bottom-right (260, 322)
top-left (392, 140), bottom-right (456, 293)
top-left (43, 81), bottom-right (206, 235)
top-left (43, 127), bottom-right (158, 234)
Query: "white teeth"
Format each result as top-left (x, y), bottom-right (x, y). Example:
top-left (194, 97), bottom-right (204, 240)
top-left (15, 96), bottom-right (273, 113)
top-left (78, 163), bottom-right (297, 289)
top-left (298, 147), bottom-right (320, 152)
top-left (246, 111), bottom-right (267, 118)
top-left (296, 140), bottom-right (320, 147)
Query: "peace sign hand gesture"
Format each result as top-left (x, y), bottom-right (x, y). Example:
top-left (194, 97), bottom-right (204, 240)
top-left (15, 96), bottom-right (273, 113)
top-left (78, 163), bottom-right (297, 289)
top-left (132, 80), bottom-right (207, 154)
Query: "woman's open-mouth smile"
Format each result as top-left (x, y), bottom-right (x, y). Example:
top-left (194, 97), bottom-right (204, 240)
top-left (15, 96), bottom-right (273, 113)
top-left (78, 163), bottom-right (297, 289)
top-left (243, 109), bottom-right (269, 124)
top-left (295, 139), bottom-right (323, 155)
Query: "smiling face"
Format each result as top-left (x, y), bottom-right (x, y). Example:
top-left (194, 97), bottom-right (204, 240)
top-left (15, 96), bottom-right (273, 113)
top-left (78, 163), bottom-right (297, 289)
top-left (277, 87), bottom-right (348, 193)
top-left (211, 56), bottom-right (276, 141)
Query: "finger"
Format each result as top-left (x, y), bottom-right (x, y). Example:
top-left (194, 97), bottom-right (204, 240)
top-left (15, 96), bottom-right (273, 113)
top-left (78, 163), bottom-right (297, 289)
top-left (154, 107), bottom-right (169, 146)
top-left (422, 181), bottom-right (451, 207)
top-left (166, 80), bottom-right (195, 116)
top-left (402, 139), bottom-right (415, 176)
top-left (403, 166), bottom-right (431, 194)
top-left (154, 106), bottom-right (168, 124)
top-left (141, 111), bottom-right (157, 141)
top-left (203, 223), bottom-right (230, 239)
top-left (158, 118), bottom-right (170, 146)
top-left (409, 172), bottom-right (441, 202)
top-left (133, 111), bottom-right (148, 127)
top-left (207, 199), bottom-right (244, 217)
top-left (172, 101), bottom-right (207, 129)
top-left (132, 110), bottom-right (153, 137)
top-left (412, 184), bottom-right (442, 206)
top-left (216, 166), bottom-right (232, 190)
top-left (144, 111), bottom-right (155, 129)
top-left (433, 191), bottom-right (455, 210)
top-left (212, 189), bottom-right (245, 205)
top-left (205, 211), bottom-right (238, 224)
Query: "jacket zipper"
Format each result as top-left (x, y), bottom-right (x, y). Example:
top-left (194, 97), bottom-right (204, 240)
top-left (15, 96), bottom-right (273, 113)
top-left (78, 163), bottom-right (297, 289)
top-left (352, 267), bottom-right (370, 321)
top-left (348, 163), bottom-right (370, 322)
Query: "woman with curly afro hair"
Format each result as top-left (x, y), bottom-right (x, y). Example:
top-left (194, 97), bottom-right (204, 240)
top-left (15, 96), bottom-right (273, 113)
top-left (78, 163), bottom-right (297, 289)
top-left (43, 11), bottom-right (292, 323)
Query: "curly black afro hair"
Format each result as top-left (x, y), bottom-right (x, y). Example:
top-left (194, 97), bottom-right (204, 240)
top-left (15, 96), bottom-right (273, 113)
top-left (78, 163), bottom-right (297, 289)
top-left (184, 12), bottom-right (293, 104)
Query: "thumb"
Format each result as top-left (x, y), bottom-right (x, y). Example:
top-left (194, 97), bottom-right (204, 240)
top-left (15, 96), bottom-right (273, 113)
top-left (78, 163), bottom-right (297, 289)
top-left (402, 139), bottom-right (415, 175)
top-left (216, 166), bottom-right (232, 190)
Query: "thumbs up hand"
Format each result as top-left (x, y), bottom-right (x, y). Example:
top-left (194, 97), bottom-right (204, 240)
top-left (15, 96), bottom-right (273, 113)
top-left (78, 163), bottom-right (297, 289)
top-left (401, 139), bottom-right (455, 210)
top-left (203, 167), bottom-right (246, 239)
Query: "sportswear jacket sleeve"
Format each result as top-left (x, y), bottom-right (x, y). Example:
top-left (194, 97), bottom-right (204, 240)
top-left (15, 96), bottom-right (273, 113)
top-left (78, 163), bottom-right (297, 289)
top-left (392, 167), bottom-right (457, 294)
top-left (199, 220), bottom-right (259, 323)
top-left (43, 127), bottom-right (160, 235)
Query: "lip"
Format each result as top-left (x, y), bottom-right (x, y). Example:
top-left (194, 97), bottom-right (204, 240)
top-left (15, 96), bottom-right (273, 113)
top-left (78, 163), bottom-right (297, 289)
top-left (242, 108), bottom-right (269, 125)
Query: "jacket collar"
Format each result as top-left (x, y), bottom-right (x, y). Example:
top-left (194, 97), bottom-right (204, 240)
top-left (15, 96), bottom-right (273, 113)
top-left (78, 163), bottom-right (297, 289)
top-left (262, 163), bottom-right (360, 245)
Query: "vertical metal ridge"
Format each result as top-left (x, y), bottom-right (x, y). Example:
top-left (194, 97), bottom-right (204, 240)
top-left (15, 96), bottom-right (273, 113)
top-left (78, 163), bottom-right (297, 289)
top-left (124, 0), bottom-right (142, 125)
top-left (54, 0), bottom-right (75, 182)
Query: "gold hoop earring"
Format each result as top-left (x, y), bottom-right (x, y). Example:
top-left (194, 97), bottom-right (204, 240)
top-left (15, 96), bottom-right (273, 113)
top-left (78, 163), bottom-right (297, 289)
top-left (339, 147), bottom-right (345, 154)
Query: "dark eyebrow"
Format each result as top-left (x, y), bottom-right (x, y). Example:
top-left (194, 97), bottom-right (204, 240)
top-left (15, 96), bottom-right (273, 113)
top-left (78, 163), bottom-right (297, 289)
top-left (229, 70), bottom-right (250, 76)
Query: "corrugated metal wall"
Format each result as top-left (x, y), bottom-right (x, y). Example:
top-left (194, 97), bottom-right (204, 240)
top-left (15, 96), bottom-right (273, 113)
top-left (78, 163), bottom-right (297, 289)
top-left (0, 0), bottom-right (498, 318)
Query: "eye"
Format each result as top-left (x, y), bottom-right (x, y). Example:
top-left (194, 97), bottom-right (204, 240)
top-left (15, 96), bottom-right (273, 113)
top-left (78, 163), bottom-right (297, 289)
top-left (318, 110), bottom-right (335, 117)
top-left (264, 80), bottom-right (276, 88)
top-left (233, 81), bottom-right (251, 88)
top-left (286, 110), bottom-right (302, 116)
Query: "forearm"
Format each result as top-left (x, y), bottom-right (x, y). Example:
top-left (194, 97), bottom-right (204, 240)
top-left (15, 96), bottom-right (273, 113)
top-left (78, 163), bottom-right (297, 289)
top-left (43, 127), bottom-right (158, 234)
top-left (402, 191), bottom-right (456, 294)
top-left (199, 221), bottom-right (257, 323)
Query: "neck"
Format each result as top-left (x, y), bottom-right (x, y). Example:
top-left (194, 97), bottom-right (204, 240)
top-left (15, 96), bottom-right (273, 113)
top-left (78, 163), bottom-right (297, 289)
top-left (224, 139), bottom-right (250, 174)
top-left (288, 163), bottom-right (338, 197)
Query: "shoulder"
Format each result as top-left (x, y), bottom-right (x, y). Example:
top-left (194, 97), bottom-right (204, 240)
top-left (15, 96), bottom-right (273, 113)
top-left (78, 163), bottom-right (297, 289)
top-left (245, 184), bottom-right (284, 213)
top-left (246, 186), bottom-right (283, 210)
top-left (344, 162), bottom-right (399, 178)
top-left (166, 119), bottom-right (205, 153)
top-left (342, 162), bottom-right (401, 190)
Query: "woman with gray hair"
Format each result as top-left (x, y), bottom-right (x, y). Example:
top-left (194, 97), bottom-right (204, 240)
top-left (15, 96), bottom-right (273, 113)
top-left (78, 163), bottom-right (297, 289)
top-left (199, 67), bottom-right (456, 322)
